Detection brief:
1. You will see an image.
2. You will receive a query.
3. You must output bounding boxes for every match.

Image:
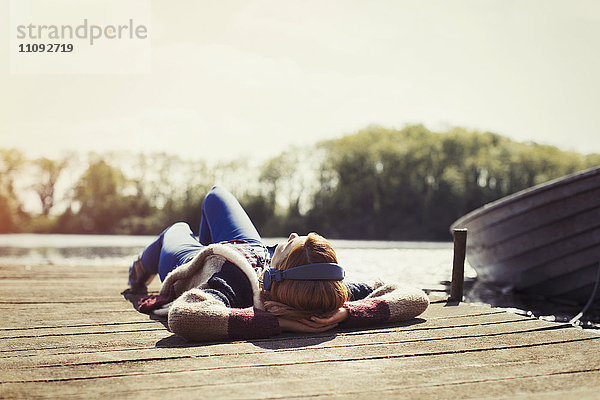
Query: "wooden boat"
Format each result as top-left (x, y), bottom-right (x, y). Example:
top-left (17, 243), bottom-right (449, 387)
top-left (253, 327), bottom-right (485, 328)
top-left (450, 166), bottom-right (600, 305)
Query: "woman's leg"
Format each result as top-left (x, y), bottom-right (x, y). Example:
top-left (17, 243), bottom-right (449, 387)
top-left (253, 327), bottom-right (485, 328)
top-left (140, 222), bottom-right (203, 281)
top-left (198, 186), bottom-right (262, 245)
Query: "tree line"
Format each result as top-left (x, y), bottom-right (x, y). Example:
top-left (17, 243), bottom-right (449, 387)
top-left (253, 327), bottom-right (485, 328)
top-left (1, 125), bottom-right (598, 240)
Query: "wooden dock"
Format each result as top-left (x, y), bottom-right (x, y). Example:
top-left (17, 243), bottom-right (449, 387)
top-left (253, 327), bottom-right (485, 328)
top-left (1, 264), bottom-right (599, 399)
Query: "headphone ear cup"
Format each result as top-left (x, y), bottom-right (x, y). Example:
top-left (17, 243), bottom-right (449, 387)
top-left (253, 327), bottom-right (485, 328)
top-left (262, 269), bottom-right (272, 291)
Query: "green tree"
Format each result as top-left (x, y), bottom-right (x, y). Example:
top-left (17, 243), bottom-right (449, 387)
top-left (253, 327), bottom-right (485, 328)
top-left (69, 157), bottom-right (145, 233)
top-left (305, 125), bottom-right (599, 240)
top-left (32, 156), bottom-right (69, 216)
top-left (0, 149), bottom-right (27, 233)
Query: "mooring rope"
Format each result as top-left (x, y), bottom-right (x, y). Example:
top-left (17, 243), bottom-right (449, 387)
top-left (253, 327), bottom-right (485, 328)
top-left (569, 262), bottom-right (600, 325)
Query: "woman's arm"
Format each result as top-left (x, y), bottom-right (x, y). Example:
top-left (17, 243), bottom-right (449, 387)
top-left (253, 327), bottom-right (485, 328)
top-left (168, 282), bottom-right (429, 341)
top-left (312, 282), bottom-right (429, 329)
top-left (167, 288), bottom-right (281, 342)
top-left (344, 282), bottom-right (429, 327)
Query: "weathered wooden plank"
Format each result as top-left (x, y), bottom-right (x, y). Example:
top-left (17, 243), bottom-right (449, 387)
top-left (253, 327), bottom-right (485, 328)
top-left (1, 316), bottom-right (534, 366)
top-left (0, 307), bottom-right (531, 356)
top-left (2, 323), bottom-right (596, 383)
top-left (6, 336), bottom-right (587, 381)
top-left (0, 313), bottom-right (156, 330)
top-left (0, 304), bottom-right (521, 338)
top-left (0, 317), bottom-right (563, 369)
top-left (2, 347), bottom-right (598, 398)
top-left (0, 301), bottom-right (509, 335)
top-left (1, 263), bottom-right (599, 400)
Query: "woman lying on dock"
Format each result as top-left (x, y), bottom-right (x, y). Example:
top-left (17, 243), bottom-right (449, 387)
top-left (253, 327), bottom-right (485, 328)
top-left (128, 186), bottom-right (429, 342)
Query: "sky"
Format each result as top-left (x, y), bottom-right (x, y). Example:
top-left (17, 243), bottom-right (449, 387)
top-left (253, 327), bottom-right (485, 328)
top-left (1, 0), bottom-right (600, 163)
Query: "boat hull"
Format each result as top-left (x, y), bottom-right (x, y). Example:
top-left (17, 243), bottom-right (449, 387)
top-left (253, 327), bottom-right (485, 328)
top-left (451, 166), bottom-right (600, 305)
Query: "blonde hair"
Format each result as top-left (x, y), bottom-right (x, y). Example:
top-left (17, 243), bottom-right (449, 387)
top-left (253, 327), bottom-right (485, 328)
top-left (262, 233), bottom-right (349, 320)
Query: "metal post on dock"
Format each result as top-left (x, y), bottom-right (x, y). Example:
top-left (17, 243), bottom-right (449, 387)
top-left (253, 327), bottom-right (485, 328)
top-left (449, 228), bottom-right (467, 303)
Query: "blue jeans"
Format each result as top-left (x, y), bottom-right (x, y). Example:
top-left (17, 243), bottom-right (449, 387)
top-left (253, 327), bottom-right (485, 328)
top-left (140, 186), bottom-right (264, 281)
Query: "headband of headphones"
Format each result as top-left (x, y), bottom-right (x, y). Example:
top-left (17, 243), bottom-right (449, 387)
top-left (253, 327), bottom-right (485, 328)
top-left (261, 263), bottom-right (345, 291)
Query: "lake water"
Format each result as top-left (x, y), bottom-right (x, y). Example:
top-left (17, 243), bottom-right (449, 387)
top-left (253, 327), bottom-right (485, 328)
top-left (0, 234), bottom-right (465, 289)
top-left (0, 234), bottom-right (597, 329)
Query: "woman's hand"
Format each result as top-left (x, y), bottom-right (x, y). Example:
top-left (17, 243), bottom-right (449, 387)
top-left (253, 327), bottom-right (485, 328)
top-left (278, 317), bottom-right (337, 333)
top-left (310, 307), bottom-right (349, 325)
top-left (277, 307), bottom-right (349, 333)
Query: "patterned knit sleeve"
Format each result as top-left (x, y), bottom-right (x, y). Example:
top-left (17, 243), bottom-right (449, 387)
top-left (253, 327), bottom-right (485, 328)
top-left (342, 281), bottom-right (429, 328)
top-left (168, 288), bottom-right (281, 342)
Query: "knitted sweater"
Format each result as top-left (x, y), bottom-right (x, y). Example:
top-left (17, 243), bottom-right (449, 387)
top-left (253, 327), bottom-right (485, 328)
top-left (142, 242), bottom-right (429, 342)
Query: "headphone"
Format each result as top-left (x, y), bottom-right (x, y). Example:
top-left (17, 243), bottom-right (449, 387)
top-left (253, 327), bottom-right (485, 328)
top-left (261, 263), bottom-right (345, 291)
